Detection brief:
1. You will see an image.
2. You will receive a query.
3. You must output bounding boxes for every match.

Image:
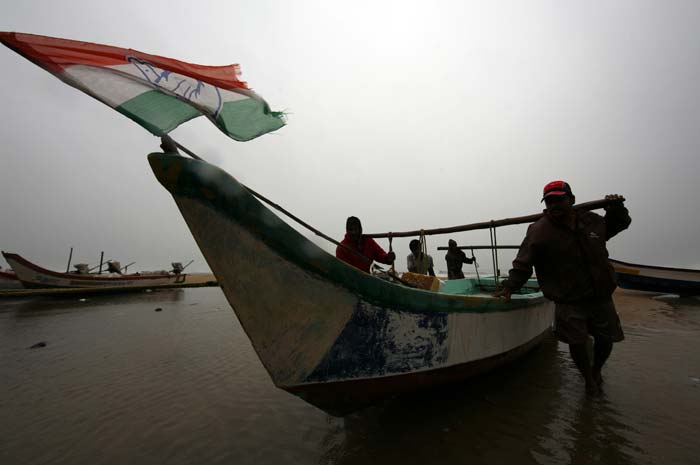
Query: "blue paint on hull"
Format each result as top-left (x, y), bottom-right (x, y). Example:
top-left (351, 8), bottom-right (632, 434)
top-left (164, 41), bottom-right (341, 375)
top-left (616, 273), bottom-right (700, 296)
top-left (305, 301), bottom-right (448, 383)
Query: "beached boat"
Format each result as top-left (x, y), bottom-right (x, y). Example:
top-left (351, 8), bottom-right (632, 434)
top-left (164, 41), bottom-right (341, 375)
top-left (2, 252), bottom-right (188, 289)
top-left (148, 153), bottom-right (554, 416)
top-left (0, 267), bottom-right (23, 289)
top-left (610, 259), bottom-right (700, 296)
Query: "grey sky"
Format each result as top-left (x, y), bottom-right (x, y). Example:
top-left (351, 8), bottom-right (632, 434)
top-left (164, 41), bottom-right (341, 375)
top-left (1, 0), bottom-right (699, 274)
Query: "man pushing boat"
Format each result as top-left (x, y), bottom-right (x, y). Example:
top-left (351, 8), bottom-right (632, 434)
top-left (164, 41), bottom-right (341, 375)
top-left (494, 181), bottom-right (631, 396)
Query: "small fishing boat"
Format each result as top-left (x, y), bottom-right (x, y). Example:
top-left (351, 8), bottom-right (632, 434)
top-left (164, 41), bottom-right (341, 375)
top-left (610, 259), bottom-right (700, 296)
top-left (2, 252), bottom-right (188, 289)
top-left (148, 152), bottom-right (555, 415)
top-left (0, 267), bottom-right (23, 289)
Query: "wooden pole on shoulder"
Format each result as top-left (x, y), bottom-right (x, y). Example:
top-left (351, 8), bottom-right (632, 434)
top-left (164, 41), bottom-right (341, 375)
top-left (366, 199), bottom-right (616, 238)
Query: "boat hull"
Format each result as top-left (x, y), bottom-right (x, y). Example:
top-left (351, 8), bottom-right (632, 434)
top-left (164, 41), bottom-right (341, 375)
top-left (148, 153), bottom-right (554, 415)
top-left (611, 259), bottom-right (700, 296)
top-left (2, 253), bottom-right (186, 289)
top-left (287, 329), bottom-right (550, 416)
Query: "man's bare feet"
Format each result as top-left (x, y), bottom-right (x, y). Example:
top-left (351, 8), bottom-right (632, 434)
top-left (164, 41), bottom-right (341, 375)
top-left (586, 381), bottom-right (600, 396)
top-left (592, 369), bottom-right (604, 388)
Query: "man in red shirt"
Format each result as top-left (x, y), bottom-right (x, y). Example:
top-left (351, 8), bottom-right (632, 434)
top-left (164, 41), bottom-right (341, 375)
top-left (336, 216), bottom-right (396, 273)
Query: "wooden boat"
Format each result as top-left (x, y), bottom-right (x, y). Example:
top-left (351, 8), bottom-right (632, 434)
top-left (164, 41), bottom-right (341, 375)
top-left (610, 258), bottom-right (700, 296)
top-left (2, 252), bottom-right (187, 289)
top-left (0, 267), bottom-right (23, 289)
top-left (148, 153), bottom-right (554, 416)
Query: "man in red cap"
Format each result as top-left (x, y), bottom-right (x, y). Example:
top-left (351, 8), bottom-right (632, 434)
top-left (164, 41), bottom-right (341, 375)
top-left (494, 181), bottom-right (631, 396)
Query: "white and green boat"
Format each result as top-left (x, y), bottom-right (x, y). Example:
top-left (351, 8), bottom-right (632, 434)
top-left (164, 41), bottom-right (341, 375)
top-left (149, 152), bottom-right (554, 415)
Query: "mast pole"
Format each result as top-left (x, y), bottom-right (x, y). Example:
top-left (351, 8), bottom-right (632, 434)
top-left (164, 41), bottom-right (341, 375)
top-left (65, 247), bottom-right (73, 273)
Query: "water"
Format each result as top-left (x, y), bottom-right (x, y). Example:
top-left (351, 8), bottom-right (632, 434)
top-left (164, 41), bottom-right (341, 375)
top-left (1, 288), bottom-right (698, 465)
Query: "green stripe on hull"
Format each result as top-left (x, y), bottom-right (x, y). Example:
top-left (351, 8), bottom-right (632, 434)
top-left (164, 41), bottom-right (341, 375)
top-left (148, 154), bottom-right (543, 314)
top-left (116, 90), bottom-right (201, 135)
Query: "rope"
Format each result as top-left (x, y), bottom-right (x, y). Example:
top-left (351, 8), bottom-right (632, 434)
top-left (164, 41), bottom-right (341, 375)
top-left (164, 136), bottom-right (374, 263)
top-left (493, 224), bottom-right (500, 280)
top-left (471, 247), bottom-right (481, 285)
top-left (489, 223), bottom-right (499, 289)
top-left (418, 230), bottom-right (430, 275)
top-left (388, 233), bottom-right (395, 275)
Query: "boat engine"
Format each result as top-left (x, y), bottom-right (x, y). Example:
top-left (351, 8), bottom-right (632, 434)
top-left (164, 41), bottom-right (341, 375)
top-left (74, 263), bottom-right (89, 274)
top-left (107, 261), bottom-right (122, 274)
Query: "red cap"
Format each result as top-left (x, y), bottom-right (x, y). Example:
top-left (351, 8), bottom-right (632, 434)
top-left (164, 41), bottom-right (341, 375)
top-left (541, 180), bottom-right (573, 201)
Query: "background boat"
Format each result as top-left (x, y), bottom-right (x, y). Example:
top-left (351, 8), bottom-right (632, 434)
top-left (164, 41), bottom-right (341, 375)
top-left (2, 252), bottom-right (187, 289)
top-left (610, 258), bottom-right (700, 296)
top-left (148, 152), bottom-right (554, 416)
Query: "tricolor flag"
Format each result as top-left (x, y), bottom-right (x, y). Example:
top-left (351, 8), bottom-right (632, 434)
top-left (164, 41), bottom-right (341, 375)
top-left (0, 32), bottom-right (285, 141)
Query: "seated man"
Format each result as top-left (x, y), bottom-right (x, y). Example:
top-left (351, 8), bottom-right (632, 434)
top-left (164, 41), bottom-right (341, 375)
top-left (336, 216), bottom-right (395, 273)
top-left (445, 239), bottom-right (475, 279)
top-left (407, 239), bottom-right (435, 276)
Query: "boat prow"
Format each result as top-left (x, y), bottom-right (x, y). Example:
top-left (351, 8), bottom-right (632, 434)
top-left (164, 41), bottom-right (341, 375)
top-left (148, 152), bottom-right (554, 415)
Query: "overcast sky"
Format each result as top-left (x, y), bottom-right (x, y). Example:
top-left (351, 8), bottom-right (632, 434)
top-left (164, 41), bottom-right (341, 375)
top-left (1, 0), bottom-right (699, 274)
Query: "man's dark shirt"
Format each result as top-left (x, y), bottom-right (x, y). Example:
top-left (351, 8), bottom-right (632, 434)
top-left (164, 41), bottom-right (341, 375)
top-left (445, 249), bottom-right (473, 279)
top-left (501, 204), bottom-right (631, 303)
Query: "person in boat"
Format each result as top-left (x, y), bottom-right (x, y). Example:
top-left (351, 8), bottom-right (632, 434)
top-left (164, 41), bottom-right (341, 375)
top-left (407, 239), bottom-right (436, 276)
top-left (336, 216), bottom-right (396, 273)
top-left (444, 239), bottom-right (475, 279)
top-left (494, 180), bottom-right (631, 396)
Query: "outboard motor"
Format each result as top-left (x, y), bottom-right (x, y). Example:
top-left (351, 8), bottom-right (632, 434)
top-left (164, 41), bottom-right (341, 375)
top-left (74, 263), bottom-right (90, 274)
top-left (107, 261), bottom-right (122, 274)
top-left (171, 262), bottom-right (184, 274)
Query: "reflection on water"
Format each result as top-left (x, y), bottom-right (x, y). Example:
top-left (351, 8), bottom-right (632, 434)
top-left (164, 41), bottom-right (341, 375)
top-left (1, 288), bottom-right (186, 315)
top-left (319, 337), bottom-right (650, 465)
top-left (1, 288), bottom-right (699, 465)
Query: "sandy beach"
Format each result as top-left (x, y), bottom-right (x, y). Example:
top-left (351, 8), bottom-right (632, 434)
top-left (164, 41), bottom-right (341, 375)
top-left (613, 287), bottom-right (697, 331)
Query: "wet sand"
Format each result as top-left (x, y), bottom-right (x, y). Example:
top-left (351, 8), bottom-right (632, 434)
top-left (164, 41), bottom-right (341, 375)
top-left (614, 287), bottom-right (697, 330)
top-left (1, 287), bottom-right (698, 465)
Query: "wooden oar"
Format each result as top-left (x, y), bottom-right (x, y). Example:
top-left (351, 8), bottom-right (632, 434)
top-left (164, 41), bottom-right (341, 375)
top-left (366, 198), bottom-right (619, 238)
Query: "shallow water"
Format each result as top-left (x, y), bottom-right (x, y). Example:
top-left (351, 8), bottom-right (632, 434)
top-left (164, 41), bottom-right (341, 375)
top-left (1, 288), bottom-right (698, 465)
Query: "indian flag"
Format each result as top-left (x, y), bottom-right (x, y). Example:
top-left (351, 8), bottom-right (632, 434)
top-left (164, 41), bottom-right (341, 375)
top-left (0, 32), bottom-right (285, 141)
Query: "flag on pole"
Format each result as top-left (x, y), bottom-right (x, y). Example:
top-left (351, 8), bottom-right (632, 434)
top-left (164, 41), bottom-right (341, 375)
top-left (0, 32), bottom-right (285, 141)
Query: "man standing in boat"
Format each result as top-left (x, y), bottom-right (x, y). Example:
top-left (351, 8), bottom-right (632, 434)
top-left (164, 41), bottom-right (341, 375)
top-left (407, 239), bottom-right (436, 276)
top-left (494, 181), bottom-right (631, 396)
top-left (445, 239), bottom-right (475, 279)
top-left (336, 216), bottom-right (396, 273)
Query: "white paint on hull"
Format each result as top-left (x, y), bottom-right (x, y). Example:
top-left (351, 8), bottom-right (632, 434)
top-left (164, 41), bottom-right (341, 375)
top-left (446, 304), bottom-right (552, 365)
